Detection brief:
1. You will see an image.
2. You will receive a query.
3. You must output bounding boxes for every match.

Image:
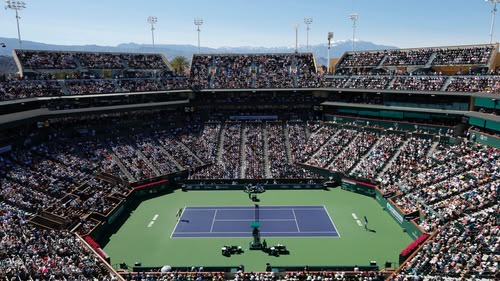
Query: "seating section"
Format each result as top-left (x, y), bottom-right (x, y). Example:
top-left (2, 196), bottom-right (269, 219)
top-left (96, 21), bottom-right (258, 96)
top-left (1, 44), bottom-right (500, 101)
top-left (0, 116), bottom-right (499, 279)
top-left (382, 49), bottom-right (434, 66)
top-left (349, 134), bottom-right (405, 180)
top-left (0, 204), bottom-right (114, 280)
top-left (395, 204), bottom-right (498, 280)
top-left (388, 76), bottom-right (446, 91)
top-left (189, 53), bottom-right (316, 90)
top-left (432, 45), bottom-right (494, 66)
top-left (0, 50), bottom-right (188, 100)
top-left (18, 50), bottom-right (168, 70)
top-left (336, 44), bottom-right (495, 70)
top-left (0, 44), bottom-right (500, 280)
top-left (446, 75), bottom-right (500, 94)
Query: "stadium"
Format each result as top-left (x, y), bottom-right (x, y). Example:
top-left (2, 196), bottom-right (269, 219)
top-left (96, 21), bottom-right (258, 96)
top-left (0, 20), bottom-right (499, 281)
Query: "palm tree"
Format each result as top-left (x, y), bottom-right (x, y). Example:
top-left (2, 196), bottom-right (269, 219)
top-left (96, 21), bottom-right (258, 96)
top-left (170, 56), bottom-right (190, 75)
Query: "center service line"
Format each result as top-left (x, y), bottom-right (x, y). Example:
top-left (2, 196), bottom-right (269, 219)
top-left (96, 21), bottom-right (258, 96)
top-left (291, 209), bottom-right (301, 232)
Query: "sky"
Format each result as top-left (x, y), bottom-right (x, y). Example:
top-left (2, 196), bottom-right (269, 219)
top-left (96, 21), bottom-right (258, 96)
top-left (0, 0), bottom-right (499, 49)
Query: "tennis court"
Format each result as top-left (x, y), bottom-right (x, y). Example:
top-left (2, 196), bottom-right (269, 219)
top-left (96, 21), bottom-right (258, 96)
top-left (171, 205), bottom-right (339, 238)
top-left (104, 189), bottom-right (414, 272)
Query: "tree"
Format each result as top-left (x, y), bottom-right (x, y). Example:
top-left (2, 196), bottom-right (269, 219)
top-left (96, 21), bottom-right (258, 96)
top-left (170, 56), bottom-right (190, 75)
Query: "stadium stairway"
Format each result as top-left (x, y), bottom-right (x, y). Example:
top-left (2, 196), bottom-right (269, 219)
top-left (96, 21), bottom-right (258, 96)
top-left (440, 76), bottom-right (454, 91)
top-left (424, 52), bottom-right (437, 68)
top-left (425, 141), bottom-right (440, 160)
top-left (239, 123), bottom-right (247, 179)
top-left (135, 148), bottom-right (162, 177)
top-left (325, 131), bottom-right (362, 170)
top-left (305, 128), bottom-right (342, 163)
top-left (376, 138), bottom-right (410, 179)
top-left (304, 124), bottom-right (312, 140)
top-left (215, 124), bottom-right (226, 164)
top-left (387, 76), bottom-right (398, 88)
top-left (283, 123), bottom-right (294, 165)
top-left (111, 154), bottom-right (136, 182)
top-left (58, 80), bottom-right (71, 96)
top-left (349, 137), bottom-right (384, 176)
top-left (156, 143), bottom-right (184, 171)
top-left (263, 123), bottom-right (272, 178)
top-left (376, 54), bottom-right (387, 68)
top-left (176, 140), bottom-right (205, 166)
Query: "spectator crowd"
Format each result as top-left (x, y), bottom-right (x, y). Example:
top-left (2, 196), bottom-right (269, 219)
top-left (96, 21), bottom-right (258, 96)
top-left (2, 44), bottom-right (500, 101)
top-left (0, 114), bottom-right (498, 279)
top-left (0, 44), bottom-right (499, 280)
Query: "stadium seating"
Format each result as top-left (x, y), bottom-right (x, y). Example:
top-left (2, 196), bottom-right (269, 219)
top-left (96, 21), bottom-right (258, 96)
top-left (0, 44), bottom-right (499, 280)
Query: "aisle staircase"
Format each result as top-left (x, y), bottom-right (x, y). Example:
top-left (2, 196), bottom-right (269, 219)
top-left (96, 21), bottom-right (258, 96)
top-left (376, 138), bottom-right (410, 179)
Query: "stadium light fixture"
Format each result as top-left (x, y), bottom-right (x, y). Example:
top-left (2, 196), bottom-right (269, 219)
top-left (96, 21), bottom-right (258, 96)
top-left (194, 18), bottom-right (204, 54)
top-left (294, 22), bottom-right (299, 53)
top-left (349, 13), bottom-right (359, 51)
top-left (327, 32), bottom-right (333, 74)
top-left (304, 17), bottom-right (313, 52)
top-left (486, 0), bottom-right (500, 44)
top-left (147, 16), bottom-right (158, 47)
top-left (5, 0), bottom-right (26, 50)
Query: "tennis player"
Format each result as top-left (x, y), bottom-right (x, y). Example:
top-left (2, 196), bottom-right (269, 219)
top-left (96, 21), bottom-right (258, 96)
top-left (176, 208), bottom-right (183, 220)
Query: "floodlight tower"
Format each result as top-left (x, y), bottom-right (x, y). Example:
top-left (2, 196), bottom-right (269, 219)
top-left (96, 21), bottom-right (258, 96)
top-left (349, 13), bottom-right (359, 51)
top-left (194, 18), bottom-right (203, 54)
top-left (5, 0), bottom-right (26, 50)
top-left (327, 32), bottom-right (333, 74)
top-left (147, 16), bottom-right (158, 47)
top-left (294, 22), bottom-right (299, 53)
top-left (486, 0), bottom-right (500, 44)
top-left (304, 17), bottom-right (313, 52)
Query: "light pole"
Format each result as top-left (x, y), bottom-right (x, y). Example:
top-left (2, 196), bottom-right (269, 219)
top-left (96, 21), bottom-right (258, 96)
top-left (147, 16), bottom-right (158, 47)
top-left (5, 0), bottom-right (26, 50)
top-left (349, 13), bottom-right (359, 51)
top-left (327, 32), bottom-right (333, 74)
top-left (294, 22), bottom-right (299, 53)
top-left (304, 17), bottom-right (313, 52)
top-left (194, 18), bottom-right (203, 54)
top-left (486, 0), bottom-right (500, 44)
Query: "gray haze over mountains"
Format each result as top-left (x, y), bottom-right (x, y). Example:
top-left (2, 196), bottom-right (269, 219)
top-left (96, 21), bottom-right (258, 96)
top-left (0, 37), bottom-right (398, 74)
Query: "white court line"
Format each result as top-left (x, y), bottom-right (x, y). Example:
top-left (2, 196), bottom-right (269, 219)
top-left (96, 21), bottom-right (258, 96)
top-left (352, 212), bottom-right (363, 227)
top-left (172, 206), bottom-right (340, 238)
top-left (172, 235), bottom-right (339, 239)
top-left (228, 218), bottom-right (296, 221)
top-left (209, 209), bottom-right (217, 232)
top-left (185, 207), bottom-right (325, 211)
top-left (174, 230), bottom-right (339, 234)
top-left (323, 205), bottom-right (341, 238)
top-left (170, 206), bottom-right (187, 238)
top-left (291, 209), bottom-right (301, 232)
top-left (147, 214), bottom-right (159, 228)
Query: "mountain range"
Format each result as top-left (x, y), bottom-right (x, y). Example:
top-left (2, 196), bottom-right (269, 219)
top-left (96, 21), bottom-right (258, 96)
top-left (0, 37), bottom-right (398, 74)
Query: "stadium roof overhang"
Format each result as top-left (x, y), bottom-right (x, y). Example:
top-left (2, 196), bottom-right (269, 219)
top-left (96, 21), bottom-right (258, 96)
top-left (321, 101), bottom-right (466, 116)
top-left (0, 99), bottom-right (190, 129)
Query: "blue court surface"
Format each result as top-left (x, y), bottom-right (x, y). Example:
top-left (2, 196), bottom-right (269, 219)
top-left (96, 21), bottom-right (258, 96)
top-left (171, 206), bottom-right (339, 238)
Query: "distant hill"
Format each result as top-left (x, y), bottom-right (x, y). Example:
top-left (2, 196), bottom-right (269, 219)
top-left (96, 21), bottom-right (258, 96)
top-left (0, 37), bottom-right (398, 75)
